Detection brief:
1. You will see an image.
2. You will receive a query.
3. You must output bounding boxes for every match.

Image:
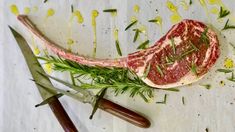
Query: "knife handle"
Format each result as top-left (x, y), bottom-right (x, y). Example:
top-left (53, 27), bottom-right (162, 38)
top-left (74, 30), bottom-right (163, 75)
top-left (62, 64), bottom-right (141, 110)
top-left (98, 98), bottom-right (151, 128)
top-left (48, 97), bottom-right (78, 132)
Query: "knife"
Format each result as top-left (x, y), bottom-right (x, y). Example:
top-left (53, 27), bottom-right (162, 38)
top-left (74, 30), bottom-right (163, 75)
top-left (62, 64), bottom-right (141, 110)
top-left (9, 27), bottom-right (151, 128)
top-left (9, 26), bottom-right (78, 132)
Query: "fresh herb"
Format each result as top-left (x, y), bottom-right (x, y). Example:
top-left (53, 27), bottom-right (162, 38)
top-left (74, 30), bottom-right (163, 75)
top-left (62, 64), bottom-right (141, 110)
top-left (103, 9), bottom-right (117, 13)
top-left (218, 6), bottom-right (230, 19)
top-left (43, 0), bottom-right (48, 3)
top-left (148, 19), bottom-right (158, 23)
top-left (216, 69), bottom-right (233, 73)
top-left (222, 19), bottom-right (235, 30)
top-left (200, 84), bottom-right (211, 90)
top-left (170, 37), bottom-right (176, 54)
top-left (182, 96), bottom-right (185, 105)
top-left (189, 41), bottom-right (199, 51)
top-left (205, 128), bottom-right (209, 132)
top-left (143, 63), bottom-right (151, 79)
top-left (115, 40), bottom-right (122, 56)
top-left (125, 20), bottom-right (138, 31)
top-left (199, 27), bottom-right (209, 46)
top-left (38, 56), bottom-right (153, 102)
top-left (70, 72), bottom-right (76, 85)
top-left (227, 72), bottom-right (235, 82)
top-left (156, 65), bottom-right (164, 77)
top-left (162, 88), bottom-right (180, 92)
top-left (137, 40), bottom-right (149, 49)
top-left (165, 56), bottom-right (174, 65)
top-left (191, 62), bottom-right (197, 75)
top-left (156, 94), bottom-right (167, 104)
top-left (71, 5), bottom-right (74, 13)
top-left (189, 0), bottom-right (192, 5)
top-left (180, 48), bottom-right (195, 59)
top-left (133, 29), bottom-right (140, 42)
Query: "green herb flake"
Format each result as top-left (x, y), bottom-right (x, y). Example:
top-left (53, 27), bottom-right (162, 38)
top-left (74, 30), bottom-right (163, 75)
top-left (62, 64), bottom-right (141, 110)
top-left (125, 20), bottom-right (138, 31)
top-left (156, 94), bottom-right (167, 104)
top-left (189, 0), bottom-right (192, 5)
top-left (199, 27), bottom-right (209, 46)
top-left (182, 96), bottom-right (185, 105)
top-left (115, 40), bottom-right (122, 56)
top-left (103, 9), bottom-right (117, 13)
top-left (200, 84), bottom-right (211, 90)
top-left (148, 19), bottom-right (158, 23)
top-left (189, 41), bottom-right (199, 51)
top-left (180, 48), bottom-right (195, 59)
top-left (227, 72), bottom-right (235, 82)
top-left (170, 37), bottom-right (176, 54)
top-left (71, 5), bottom-right (74, 13)
top-left (222, 19), bottom-right (235, 30)
top-left (43, 0), bottom-right (48, 3)
top-left (163, 88), bottom-right (180, 92)
top-left (156, 65), bottom-right (164, 77)
top-left (216, 69), bottom-right (233, 73)
top-left (137, 40), bottom-right (150, 49)
top-left (133, 29), bottom-right (140, 42)
top-left (143, 63), bottom-right (151, 79)
top-left (218, 6), bottom-right (230, 19)
top-left (191, 62), bottom-right (197, 75)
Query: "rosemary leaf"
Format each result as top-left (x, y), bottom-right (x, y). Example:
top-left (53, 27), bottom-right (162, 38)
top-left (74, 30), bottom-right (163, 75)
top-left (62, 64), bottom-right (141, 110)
top-left (218, 6), bottom-right (230, 19)
top-left (180, 48), bottom-right (195, 59)
top-left (222, 19), bottom-right (235, 30)
top-left (182, 96), bottom-right (185, 105)
top-left (71, 5), bottom-right (74, 13)
top-left (148, 19), bottom-right (158, 23)
top-left (103, 9), bottom-right (117, 13)
top-left (227, 72), bottom-right (235, 82)
top-left (190, 41), bottom-right (199, 51)
top-left (191, 62), bottom-right (197, 75)
top-left (137, 40), bottom-right (150, 49)
top-left (143, 63), bottom-right (151, 79)
top-left (125, 20), bottom-right (137, 31)
top-left (115, 40), bottom-right (122, 56)
top-left (216, 69), bottom-right (233, 73)
top-left (133, 29), bottom-right (140, 42)
top-left (199, 27), bottom-right (209, 46)
top-left (156, 94), bottom-right (167, 104)
top-left (70, 72), bottom-right (76, 85)
top-left (156, 65), bottom-right (164, 77)
top-left (162, 88), bottom-right (180, 92)
top-left (200, 84), bottom-right (211, 90)
top-left (189, 0), bottom-right (192, 5)
top-left (170, 37), bottom-right (176, 54)
top-left (43, 0), bottom-right (48, 3)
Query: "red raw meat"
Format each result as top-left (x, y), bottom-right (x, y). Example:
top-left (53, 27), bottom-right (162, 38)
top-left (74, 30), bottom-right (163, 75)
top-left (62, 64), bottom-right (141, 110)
top-left (17, 15), bottom-right (220, 88)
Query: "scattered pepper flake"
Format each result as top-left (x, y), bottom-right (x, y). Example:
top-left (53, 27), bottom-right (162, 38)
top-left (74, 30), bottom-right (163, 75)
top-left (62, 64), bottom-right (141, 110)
top-left (224, 58), bottom-right (234, 68)
top-left (200, 84), bottom-right (211, 90)
top-left (219, 80), bottom-right (225, 86)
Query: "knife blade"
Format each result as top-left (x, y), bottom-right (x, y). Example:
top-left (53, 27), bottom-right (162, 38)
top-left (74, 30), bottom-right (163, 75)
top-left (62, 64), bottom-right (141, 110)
top-left (9, 26), bottom-right (78, 132)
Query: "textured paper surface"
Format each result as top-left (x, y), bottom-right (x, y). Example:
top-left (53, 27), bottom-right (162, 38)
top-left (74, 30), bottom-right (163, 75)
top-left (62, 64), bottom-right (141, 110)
top-left (1, 0), bottom-right (235, 132)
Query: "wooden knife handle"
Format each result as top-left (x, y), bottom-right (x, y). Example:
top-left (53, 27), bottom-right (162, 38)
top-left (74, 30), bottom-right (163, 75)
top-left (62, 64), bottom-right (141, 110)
top-left (98, 98), bottom-right (151, 128)
top-left (48, 97), bottom-right (78, 132)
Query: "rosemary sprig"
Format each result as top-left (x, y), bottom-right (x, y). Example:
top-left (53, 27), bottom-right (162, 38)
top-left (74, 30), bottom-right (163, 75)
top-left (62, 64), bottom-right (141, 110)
top-left (222, 19), bottom-right (235, 30)
top-left (199, 27), bottom-right (209, 46)
top-left (115, 40), bottom-right (122, 56)
top-left (38, 56), bottom-right (153, 102)
top-left (156, 65), bottom-right (164, 77)
top-left (170, 37), bottom-right (176, 54)
top-left (218, 6), bottom-right (230, 19)
top-left (103, 9), bottom-right (117, 13)
top-left (125, 20), bottom-right (138, 31)
top-left (156, 94), bottom-right (167, 104)
top-left (216, 69), bottom-right (233, 73)
top-left (137, 40), bottom-right (150, 49)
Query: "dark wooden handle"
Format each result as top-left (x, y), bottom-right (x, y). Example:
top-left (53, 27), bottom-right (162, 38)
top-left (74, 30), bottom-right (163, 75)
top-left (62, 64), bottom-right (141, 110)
top-left (98, 98), bottom-right (151, 128)
top-left (48, 97), bottom-right (78, 132)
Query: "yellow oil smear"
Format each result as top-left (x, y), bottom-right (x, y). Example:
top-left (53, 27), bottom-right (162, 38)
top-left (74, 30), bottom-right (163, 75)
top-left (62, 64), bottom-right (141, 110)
top-left (166, 1), bottom-right (182, 24)
top-left (224, 58), bottom-right (234, 68)
top-left (32, 6), bottom-right (38, 12)
top-left (33, 47), bottom-right (40, 55)
top-left (10, 4), bottom-right (19, 16)
top-left (219, 81), bottom-right (225, 86)
top-left (46, 8), bottom-right (55, 18)
top-left (133, 5), bottom-right (140, 13)
top-left (131, 16), bottom-right (137, 22)
top-left (208, 0), bottom-right (224, 6)
top-left (180, 0), bottom-right (189, 11)
top-left (210, 7), bottom-right (219, 14)
top-left (91, 10), bottom-right (99, 57)
top-left (71, 10), bottom-right (84, 24)
top-left (44, 63), bottom-right (52, 74)
top-left (67, 38), bottom-right (74, 45)
top-left (24, 7), bottom-right (30, 14)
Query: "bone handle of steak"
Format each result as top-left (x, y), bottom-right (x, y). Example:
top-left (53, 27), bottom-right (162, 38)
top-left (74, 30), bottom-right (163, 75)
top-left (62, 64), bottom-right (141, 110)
top-left (17, 15), bottom-right (127, 68)
top-left (98, 98), bottom-right (151, 128)
top-left (48, 97), bottom-right (78, 132)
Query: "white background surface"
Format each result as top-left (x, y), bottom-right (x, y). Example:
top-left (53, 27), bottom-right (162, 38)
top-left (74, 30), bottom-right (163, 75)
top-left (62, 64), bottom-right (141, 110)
top-left (1, 0), bottom-right (235, 132)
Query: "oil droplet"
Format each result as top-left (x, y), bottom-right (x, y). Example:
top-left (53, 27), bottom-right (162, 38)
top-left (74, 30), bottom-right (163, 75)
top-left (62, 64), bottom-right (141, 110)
top-left (24, 7), bottom-right (30, 14)
top-left (67, 38), bottom-right (74, 45)
top-left (219, 80), bottom-right (225, 86)
top-left (72, 10), bottom-right (84, 24)
top-left (166, 1), bottom-right (178, 12)
top-left (210, 7), bottom-right (219, 14)
top-left (133, 5), bottom-right (140, 13)
top-left (131, 16), bottom-right (137, 22)
top-left (32, 6), bottom-right (38, 12)
top-left (180, 1), bottom-right (189, 11)
top-left (224, 58), bottom-right (234, 68)
top-left (208, 0), bottom-right (223, 6)
top-left (44, 63), bottom-right (52, 74)
top-left (170, 13), bottom-right (182, 23)
top-left (166, 1), bottom-right (182, 24)
top-left (91, 10), bottom-right (99, 57)
top-left (139, 25), bottom-right (147, 34)
top-left (10, 4), bottom-right (19, 16)
top-left (47, 8), bottom-right (55, 17)
top-left (33, 47), bottom-right (40, 55)
top-left (111, 12), bottom-right (117, 17)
